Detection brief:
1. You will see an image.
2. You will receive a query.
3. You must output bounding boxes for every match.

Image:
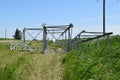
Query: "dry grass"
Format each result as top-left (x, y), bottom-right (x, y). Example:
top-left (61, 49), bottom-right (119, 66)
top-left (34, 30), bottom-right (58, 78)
top-left (0, 42), bottom-right (65, 80)
top-left (21, 53), bottom-right (65, 80)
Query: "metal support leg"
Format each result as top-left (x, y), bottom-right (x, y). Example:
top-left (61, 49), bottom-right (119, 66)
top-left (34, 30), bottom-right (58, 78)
top-left (74, 39), bottom-right (76, 50)
top-left (23, 28), bottom-right (26, 46)
top-left (42, 26), bottom-right (47, 53)
top-left (97, 38), bottom-right (100, 50)
top-left (73, 40), bottom-right (75, 50)
top-left (78, 35), bottom-right (80, 50)
top-left (67, 29), bottom-right (71, 51)
top-left (62, 35), bottom-right (64, 49)
top-left (65, 32), bottom-right (67, 51)
top-left (107, 35), bottom-right (110, 47)
top-left (89, 41), bottom-right (92, 50)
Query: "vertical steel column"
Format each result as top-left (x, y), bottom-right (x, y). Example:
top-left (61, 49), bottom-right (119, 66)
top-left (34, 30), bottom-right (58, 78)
top-left (65, 32), bottom-right (67, 51)
top-left (67, 28), bottom-right (71, 51)
top-left (68, 23), bottom-right (73, 51)
top-left (62, 34), bottom-right (64, 49)
top-left (73, 39), bottom-right (75, 50)
top-left (23, 28), bottom-right (25, 46)
top-left (74, 38), bottom-right (76, 49)
top-left (107, 35), bottom-right (110, 47)
top-left (89, 41), bottom-right (92, 49)
top-left (42, 26), bottom-right (47, 53)
top-left (78, 34), bottom-right (80, 50)
top-left (71, 28), bottom-right (73, 50)
top-left (70, 27), bottom-right (72, 40)
top-left (96, 38), bottom-right (100, 50)
top-left (103, 0), bottom-right (105, 35)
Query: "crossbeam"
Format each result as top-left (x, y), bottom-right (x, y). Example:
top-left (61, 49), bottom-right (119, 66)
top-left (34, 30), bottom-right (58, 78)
top-left (22, 27), bottom-right (43, 52)
top-left (24, 28), bottom-right (43, 30)
top-left (60, 23), bottom-right (73, 36)
top-left (80, 35), bottom-right (101, 37)
top-left (73, 30), bottom-right (86, 39)
top-left (71, 31), bottom-right (113, 51)
top-left (45, 25), bottom-right (69, 28)
top-left (42, 23), bottom-right (73, 53)
top-left (83, 32), bottom-right (103, 34)
top-left (79, 32), bottom-right (113, 43)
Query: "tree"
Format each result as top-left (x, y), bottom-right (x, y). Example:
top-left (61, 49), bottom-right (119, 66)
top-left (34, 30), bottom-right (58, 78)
top-left (13, 28), bottom-right (22, 40)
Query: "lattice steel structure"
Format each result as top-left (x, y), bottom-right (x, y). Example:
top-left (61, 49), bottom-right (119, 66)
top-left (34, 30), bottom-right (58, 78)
top-left (71, 30), bottom-right (113, 50)
top-left (22, 28), bottom-right (43, 52)
top-left (42, 23), bottom-right (73, 53)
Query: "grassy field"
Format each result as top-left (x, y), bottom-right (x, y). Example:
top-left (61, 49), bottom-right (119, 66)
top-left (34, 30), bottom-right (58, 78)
top-left (63, 35), bottom-right (120, 80)
top-left (0, 35), bottom-right (120, 80)
top-left (0, 42), bottom-right (65, 80)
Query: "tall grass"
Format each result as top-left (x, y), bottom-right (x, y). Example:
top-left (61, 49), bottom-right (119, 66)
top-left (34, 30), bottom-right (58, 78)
top-left (63, 35), bottom-right (120, 80)
top-left (0, 42), bottom-right (65, 80)
top-left (0, 57), bottom-right (26, 80)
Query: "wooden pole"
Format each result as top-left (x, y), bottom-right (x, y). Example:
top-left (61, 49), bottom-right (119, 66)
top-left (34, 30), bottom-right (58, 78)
top-left (5, 29), bottom-right (6, 40)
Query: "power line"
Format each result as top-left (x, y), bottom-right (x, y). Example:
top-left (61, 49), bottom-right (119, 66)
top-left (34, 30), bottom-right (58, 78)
top-left (102, 0), bottom-right (119, 34)
top-left (97, 0), bottom-right (99, 2)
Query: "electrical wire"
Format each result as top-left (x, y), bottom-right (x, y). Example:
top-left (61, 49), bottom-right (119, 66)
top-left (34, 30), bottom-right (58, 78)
top-left (78, 1), bottom-right (99, 19)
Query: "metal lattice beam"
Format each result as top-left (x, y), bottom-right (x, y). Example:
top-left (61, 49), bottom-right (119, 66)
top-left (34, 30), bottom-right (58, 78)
top-left (42, 23), bottom-right (73, 53)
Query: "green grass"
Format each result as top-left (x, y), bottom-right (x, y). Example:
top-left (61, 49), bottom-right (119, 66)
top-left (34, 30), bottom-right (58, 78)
top-left (1, 35), bottom-right (120, 80)
top-left (0, 38), bottom-right (14, 40)
top-left (0, 42), bottom-right (65, 80)
top-left (0, 57), bottom-right (26, 80)
top-left (63, 35), bottom-right (120, 80)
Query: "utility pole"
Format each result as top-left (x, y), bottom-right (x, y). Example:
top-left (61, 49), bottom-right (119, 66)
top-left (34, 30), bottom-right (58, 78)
top-left (101, 0), bottom-right (119, 34)
top-left (103, 0), bottom-right (105, 35)
top-left (5, 29), bottom-right (6, 40)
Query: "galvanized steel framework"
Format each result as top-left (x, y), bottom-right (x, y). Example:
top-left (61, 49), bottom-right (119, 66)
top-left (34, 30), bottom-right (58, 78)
top-left (23, 28), bottom-right (43, 51)
top-left (22, 23), bottom-right (73, 53)
top-left (22, 25), bottom-right (113, 53)
top-left (71, 30), bottom-right (113, 50)
top-left (42, 23), bottom-right (73, 53)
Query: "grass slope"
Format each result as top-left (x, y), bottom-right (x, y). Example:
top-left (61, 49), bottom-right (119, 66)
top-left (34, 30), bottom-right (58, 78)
top-left (0, 42), bottom-right (65, 80)
top-left (63, 35), bottom-right (120, 80)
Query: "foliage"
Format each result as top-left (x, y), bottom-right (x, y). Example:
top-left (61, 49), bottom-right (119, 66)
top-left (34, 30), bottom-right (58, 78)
top-left (63, 35), bottom-right (120, 80)
top-left (13, 28), bottom-right (22, 40)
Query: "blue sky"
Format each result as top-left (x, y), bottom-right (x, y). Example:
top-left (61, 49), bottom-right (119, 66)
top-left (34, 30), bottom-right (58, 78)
top-left (0, 0), bottom-right (120, 39)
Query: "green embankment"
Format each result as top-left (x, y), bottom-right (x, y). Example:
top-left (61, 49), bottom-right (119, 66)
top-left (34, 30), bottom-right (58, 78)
top-left (63, 35), bottom-right (120, 80)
